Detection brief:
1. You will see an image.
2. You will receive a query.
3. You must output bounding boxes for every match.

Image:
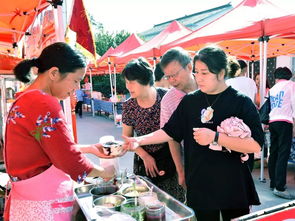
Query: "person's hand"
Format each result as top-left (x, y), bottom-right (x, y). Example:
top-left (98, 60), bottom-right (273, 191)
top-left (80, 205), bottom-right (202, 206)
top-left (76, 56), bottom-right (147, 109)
top-left (100, 165), bottom-right (116, 181)
top-left (91, 143), bottom-right (116, 159)
top-left (177, 170), bottom-right (186, 189)
top-left (193, 128), bottom-right (215, 146)
top-left (141, 154), bottom-right (160, 178)
top-left (122, 135), bottom-right (140, 151)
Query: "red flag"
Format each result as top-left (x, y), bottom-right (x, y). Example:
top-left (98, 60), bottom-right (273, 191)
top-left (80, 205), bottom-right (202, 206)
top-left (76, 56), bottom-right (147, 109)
top-left (69, 0), bottom-right (96, 59)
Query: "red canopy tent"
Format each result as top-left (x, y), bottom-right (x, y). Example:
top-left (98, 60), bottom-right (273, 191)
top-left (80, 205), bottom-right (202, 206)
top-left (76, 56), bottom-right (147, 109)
top-left (158, 0), bottom-right (295, 182)
top-left (116, 21), bottom-right (192, 65)
top-left (90, 33), bottom-right (145, 75)
top-left (96, 46), bottom-right (115, 67)
top-left (106, 33), bottom-right (145, 63)
top-left (160, 0), bottom-right (295, 62)
top-left (160, 0), bottom-right (295, 106)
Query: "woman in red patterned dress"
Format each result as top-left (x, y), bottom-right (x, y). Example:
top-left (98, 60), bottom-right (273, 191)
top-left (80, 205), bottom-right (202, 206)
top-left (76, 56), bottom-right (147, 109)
top-left (4, 42), bottom-right (116, 221)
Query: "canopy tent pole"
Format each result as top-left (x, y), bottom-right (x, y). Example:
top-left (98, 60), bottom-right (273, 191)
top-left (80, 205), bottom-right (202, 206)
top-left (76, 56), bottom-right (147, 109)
top-left (108, 57), bottom-right (114, 97)
top-left (262, 37), bottom-right (269, 105)
top-left (89, 67), bottom-right (95, 117)
top-left (258, 36), bottom-right (269, 183)
top-left (113, 65), bottom-right (118, 125)
top-left (259, 37), bottom-right (264, 109)
top-left (251, 61), bottom-right (255, 81)
top-left (259, 37), bottom-right (265, 183)
top-left (53, 3), bottom-right (75, 139)
top-left (246, 61), bottom-right (250, 78)
top-left (114, 65), bottom-right (117, 97)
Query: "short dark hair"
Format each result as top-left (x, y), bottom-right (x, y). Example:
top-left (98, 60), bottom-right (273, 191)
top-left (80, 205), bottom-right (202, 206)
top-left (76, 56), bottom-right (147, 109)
top-left (154, 63), bottom-right (164, 82)
top-left (238, 60), bottom-right (247, 70)
top-left (227, 56), bottom-right (240, 78)
top-left (14, 42), bottom-right (86, 83)
top-left (273, 67), bottom-right (293, 80)
top-left (160, 47), bottom-right (191, 69)
top-left (122, 57), bottom-right (154, 86)
top-left (193, 46), bottom-right (229, 76)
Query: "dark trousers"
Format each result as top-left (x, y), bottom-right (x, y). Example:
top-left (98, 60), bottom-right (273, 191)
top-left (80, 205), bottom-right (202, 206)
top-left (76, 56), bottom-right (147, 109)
top-left (247, 153), bottom-right (254, 172)
top-left (268, 121), bottom-right (293, 191)
top-left (75, 101), bottom-right (83, 117)
top-left (195, 208), bottom-right (249, 221)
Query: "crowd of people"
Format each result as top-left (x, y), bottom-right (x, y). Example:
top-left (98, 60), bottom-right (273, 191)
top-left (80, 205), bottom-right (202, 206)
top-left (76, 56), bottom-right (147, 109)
top-left (1, 41), bottom-right (295, 221)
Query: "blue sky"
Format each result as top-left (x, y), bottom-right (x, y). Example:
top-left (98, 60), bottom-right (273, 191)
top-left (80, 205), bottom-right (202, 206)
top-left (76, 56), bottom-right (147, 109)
top-left (84, 0), bottom-right (294, 33)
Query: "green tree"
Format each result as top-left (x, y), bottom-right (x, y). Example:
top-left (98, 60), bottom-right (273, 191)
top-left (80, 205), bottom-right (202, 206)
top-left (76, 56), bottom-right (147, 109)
top-left (88, 16), bottom-right (131, 96)
top-left (89, 15), bottom-right (130, 56)
top-left (94, 30), bottom-right (130, 56)
top-left (92, 74), bottom-right (128, 98)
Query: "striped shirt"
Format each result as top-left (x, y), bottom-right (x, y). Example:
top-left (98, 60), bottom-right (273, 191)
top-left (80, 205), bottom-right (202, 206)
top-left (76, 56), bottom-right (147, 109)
top-left (160, 87), bottom-right (186, 128)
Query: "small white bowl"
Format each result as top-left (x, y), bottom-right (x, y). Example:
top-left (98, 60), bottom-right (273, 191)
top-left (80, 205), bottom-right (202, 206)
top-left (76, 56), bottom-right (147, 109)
top-left (102, 140), bottom-right (124, 156)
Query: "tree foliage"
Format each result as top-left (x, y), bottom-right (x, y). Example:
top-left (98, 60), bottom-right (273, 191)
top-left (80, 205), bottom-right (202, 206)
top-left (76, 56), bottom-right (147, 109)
top-left (92, 74), bottom-right (128, 98)
top-left (89, 15), bottom-right (130, 56)
top-left (87, 16), bottom-right (130, 96)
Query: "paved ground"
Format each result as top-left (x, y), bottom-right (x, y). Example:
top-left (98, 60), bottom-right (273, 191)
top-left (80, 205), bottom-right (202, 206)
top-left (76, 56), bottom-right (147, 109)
top-left (76, 112), bottom-right (295, 214)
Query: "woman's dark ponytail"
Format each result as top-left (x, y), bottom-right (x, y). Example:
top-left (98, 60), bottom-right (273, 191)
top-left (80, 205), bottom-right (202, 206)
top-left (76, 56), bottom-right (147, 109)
top-left (14, 42), bottom-right (86, 83)
top-left (13, 58), bottom-right (39, 83)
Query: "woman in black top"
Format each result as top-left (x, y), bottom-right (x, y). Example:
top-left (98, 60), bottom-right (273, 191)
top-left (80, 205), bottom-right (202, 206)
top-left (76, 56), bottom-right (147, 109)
top-left (124, 46), bottom-right (264, 221)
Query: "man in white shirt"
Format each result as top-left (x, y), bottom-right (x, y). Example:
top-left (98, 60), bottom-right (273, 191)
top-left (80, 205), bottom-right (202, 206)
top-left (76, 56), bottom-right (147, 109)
top-left (268, 67), bottom-right (295, 199)
top-left (160, 47), bottom-right (198, 192)
top-left (226, 60), bottom-right (257, 102)
top-left (226, 60), bottom-right (257, 171)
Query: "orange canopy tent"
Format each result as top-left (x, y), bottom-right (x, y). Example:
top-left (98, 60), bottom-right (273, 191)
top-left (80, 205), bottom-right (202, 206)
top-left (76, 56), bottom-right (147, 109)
top-left (116, 21), bottom-right (192, 65)
top-left (0, 54), bottom-right (22, 73)
top-left (0, 0), bottom-right (50, 54)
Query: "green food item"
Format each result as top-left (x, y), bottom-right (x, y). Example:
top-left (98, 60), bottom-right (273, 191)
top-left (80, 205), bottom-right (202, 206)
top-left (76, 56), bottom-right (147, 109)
top-left (121, 201), bottom-right (145, 221)
top-left (124, 203), bottom-right (135, 208)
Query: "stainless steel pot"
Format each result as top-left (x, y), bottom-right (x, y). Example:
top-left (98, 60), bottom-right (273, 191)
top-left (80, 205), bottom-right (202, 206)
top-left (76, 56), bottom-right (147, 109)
top-left (90, 184), bottom-right (119, 200)
top-left (93, 195), bottom-right (126, 211)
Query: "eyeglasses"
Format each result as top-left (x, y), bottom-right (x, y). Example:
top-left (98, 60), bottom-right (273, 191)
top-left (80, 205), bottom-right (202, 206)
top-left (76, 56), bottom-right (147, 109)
top-left (163, 67), bottom-right (184, 80)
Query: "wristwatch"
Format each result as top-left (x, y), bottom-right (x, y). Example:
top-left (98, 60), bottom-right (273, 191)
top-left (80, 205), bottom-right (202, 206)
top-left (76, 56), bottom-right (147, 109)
top-left (212, 131), bottom-right (219, 145)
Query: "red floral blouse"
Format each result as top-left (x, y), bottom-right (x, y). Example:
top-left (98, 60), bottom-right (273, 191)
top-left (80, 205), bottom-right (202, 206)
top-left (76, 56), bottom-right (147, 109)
top-left (4, 90), bottom-right (93, 182)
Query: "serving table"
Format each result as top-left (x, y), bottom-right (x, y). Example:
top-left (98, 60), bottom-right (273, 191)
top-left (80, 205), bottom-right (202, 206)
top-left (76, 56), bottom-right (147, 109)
top-left (74, 176), bottom-right (195, 220)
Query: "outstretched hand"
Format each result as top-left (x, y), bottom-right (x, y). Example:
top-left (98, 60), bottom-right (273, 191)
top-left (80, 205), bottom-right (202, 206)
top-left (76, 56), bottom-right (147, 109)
top-left (91, 143), bottom-right (116, 159)
top-left (122, 135), bottom-right (140, 151)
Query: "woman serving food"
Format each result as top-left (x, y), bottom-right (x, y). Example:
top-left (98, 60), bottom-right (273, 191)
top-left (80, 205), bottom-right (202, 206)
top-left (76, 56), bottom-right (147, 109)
top-left (4, 42), bottom-right (119, 221)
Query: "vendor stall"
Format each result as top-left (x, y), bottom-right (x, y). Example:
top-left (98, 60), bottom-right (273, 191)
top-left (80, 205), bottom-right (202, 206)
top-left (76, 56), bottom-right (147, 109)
top-left (74, 175), bottom-right (195, 221)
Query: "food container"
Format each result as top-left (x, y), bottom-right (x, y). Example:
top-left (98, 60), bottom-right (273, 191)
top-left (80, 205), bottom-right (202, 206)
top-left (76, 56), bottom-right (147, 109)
top-left (138, 192), bottom-right (159, 207)
top-left (145, 203), bottom-right (166, 221)
top-left (74, 185), bottom-right (94, 197)
top-left (121, 184), bottom-right (151, 198)
top-left (93, 195), bottom-right (126, 211)
top-left (121, 198), bottom-right (145, 221)
top-left (102, 140), bottom-right (124, 156)
top-left (74, 177), bottom-right (195, 221)
top-left (85, 176), bottom-right (114, 186)
top-left (90, 184), bottom-right (119, 200)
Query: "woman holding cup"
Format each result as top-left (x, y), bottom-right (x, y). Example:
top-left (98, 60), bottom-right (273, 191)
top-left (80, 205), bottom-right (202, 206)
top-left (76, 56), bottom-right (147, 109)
top-left (123, 46), bottom-right (264, 221)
